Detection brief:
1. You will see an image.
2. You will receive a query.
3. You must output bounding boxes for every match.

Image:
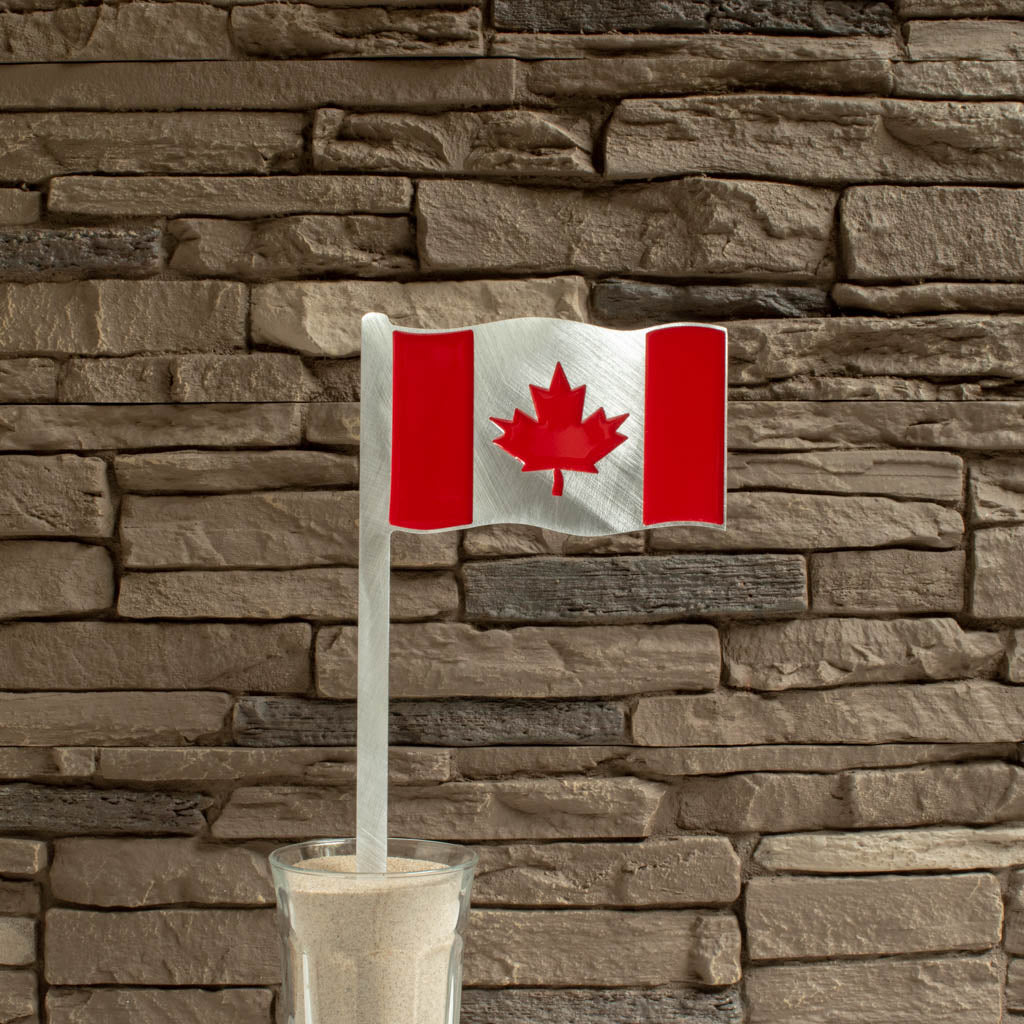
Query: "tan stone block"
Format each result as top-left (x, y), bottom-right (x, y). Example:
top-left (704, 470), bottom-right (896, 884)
top-left (169, 216), bottom-right (413, 280)
top-left (0, 404), bottom-right (302, 451)
top-left (847, 762), bottom-right (1024, 829)
top-left (0, 692), bottom-right (229, 746)
top-left (895, 57), bottom-right (1024, 99)
top-left (50, 175), bottom-right (411, 218)
top-left (95, 746), bottom-right (451, 787)
top-left (314, 109), bottom-right (593, 175)
top-left (607, 95), bottom-right (1024, 185)
top-left (0, 747), bottom-right (97, 782)
top-left (646, 743), bottom-right (1015, 776)
top-left (0, 455), bottom-right (112, 538)
top-left (0, 189), bottom-right (39, 225)
top-left (117, 568), bottom-right (456, 621)
top-left (756, 824), bottom-right (1024, 873)
top-left (908, 18), bottom-right (1024, 58)
top-left (466, 909), bottom-right (739, 987)
top-left (388, 531), bottom-right (458, 569)
top-left (121, 491), bottom-right (358, 569)
top-left (0, 621), bottom-right (310, 692)
top-left (44, 908), bottom-right (278, 985)
top-left (0, 970), bottom-right (35, 1024)
top-left (455, 746), bottom-right (630, 778)
top-left (310, 357), bottom-right (360, 402)
top-left (120, 491), bottom-right (451, 570)
top-left (845, 186), bottom-right (1024, 281)
top-left (0, 358), bottom-right (56, 401)
top-left (1010, 959), bottom-right (1024, 1011)
top-left (728, 449), bottom-right (963, 501)
top-left (730, 314), bottom-right (1024, 384)
top-left (1008, 632), bottom-right (1024, 682)
top-left (417, 178), bottom-right (834, 281)
top-left (0, 838), bottom-right (46, 878)
top-left (305, 403), bottom-right (359, 444)
top-left (1004, 870), bottom-right (1024, 953)
top-left (51, 838), bottom-right (273, 908)
top-left (972, 526), bottom-right (1024, 618)
top-left (747, 873), bottom-right (1002, 960)
top-left (676, 763), bottom-right (1024, 832)
top-left (457, 742), bottom-right (1015, 780)
top-left (57, 359), bottom-right (168, 404)
top-left (730, 400), bottom-right (1024, 451)
top-left (0, 281), bottom-right (246, 355)
top-left (115, 450), bottom-right (357, 493)
top-left (504, 32), bottom-right (897, 60)
top-left (0, 112), bottom-right (301, 182)
top-left (517, 44), bottom-right (894, 99)
top-left (971, 458), bottom-right (1024, 524)
top-left (232, 5), bottom-right (481, 57)
top-left (473, 838), bottom-right (740, 907)
top-left (653, 492), bottom-right (962, 552)
top-left (0, 919), bottom-right (34, 966)
top-left (0, 541), bottom-right (112, 617)
top-left (734, 375), bottom-right (948, 401)
top-left (834, 282), bottom-right (1024, 315)
top-left (59, 353), bottom-right (319, 404)
top-left (0, 59), bottom-right (517, 112)
top-left (902, 0), bottom-right (1024, 12)
top-left (463, 525), bottom-right (644, 557)
top-left (636, 681), bottom-right (1024, 746)
top-left (0, 881), bottom-right (38, 915)
top-left (747, 957), bottom-right (1002, 1024)
top-left (212, 778), bottom-right (665, 841)
top-left (317, 622), bottom-right (720, 698)
top-left (812, 548), bottom-right (964, 614)
top-left (251, 277), bottom-right (588, 357)
top-left (0, 3), bottom-right (233, 60)
top-left (725, 617), bottom-right (1001, 691)
top-left (46, 987), bottom-right (272, 1024)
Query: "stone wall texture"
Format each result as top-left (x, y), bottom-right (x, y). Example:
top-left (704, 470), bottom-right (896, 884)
top-left (1, 4), bottom-right (1023, 1023)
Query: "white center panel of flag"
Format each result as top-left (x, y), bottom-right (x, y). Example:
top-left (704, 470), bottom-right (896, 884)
top-left (472, 318), bottom-right (647, 537)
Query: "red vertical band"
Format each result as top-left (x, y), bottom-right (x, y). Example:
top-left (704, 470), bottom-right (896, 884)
top-left (643, 325), bottom-right (726, 526)
top-left (390, 329), bottom-right (474, 530)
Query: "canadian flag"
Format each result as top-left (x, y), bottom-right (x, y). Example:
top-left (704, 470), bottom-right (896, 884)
top-left (360, 313), bottom-right (727, 537)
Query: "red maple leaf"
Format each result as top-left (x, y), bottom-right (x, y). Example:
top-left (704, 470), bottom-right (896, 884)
top-left (490, 363), bottom-right (629, 496)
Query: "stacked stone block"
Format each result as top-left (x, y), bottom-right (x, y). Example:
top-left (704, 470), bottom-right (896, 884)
top-left (1, 1), bottom-right (1024, 1021)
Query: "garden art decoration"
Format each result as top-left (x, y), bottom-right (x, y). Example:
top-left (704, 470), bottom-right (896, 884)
top-left (271, 314), bottom-right (728, 1024)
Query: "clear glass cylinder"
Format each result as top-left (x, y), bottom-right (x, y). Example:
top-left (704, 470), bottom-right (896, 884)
top-left (270, 838), bottom-right (477, 1024)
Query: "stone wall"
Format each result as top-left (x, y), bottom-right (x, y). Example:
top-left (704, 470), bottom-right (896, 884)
top-left (1, 2), bottom-right (1023, 1022)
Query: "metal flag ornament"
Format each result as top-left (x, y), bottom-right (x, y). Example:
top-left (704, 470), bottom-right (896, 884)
top-left (357, 314), bottom-right (728, 871)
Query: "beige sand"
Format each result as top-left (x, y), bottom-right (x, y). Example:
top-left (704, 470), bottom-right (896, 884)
top-left (281, 855), bottom-right (464, 1024)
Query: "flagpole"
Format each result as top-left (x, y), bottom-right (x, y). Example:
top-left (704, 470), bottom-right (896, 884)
top-left (356, 513), bottom-right (390, 873)
top-left (356, 314), bottom-right (393, 874)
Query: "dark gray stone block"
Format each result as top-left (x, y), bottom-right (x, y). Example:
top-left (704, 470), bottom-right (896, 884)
top-left (464, 554), bottom-right (807, 622)
top-left (233, 696), bottom-right (629, 746)
top-left (0, 227), bottom-right (161, 281)
top-left (461, 987), bottom-right (743, 1024)
top-left (0, 785), bottom-right (209, 835)
top-left (593, 280), bottom-right (830, 324)
top-left (493, 0), bottom-right (894, 35)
